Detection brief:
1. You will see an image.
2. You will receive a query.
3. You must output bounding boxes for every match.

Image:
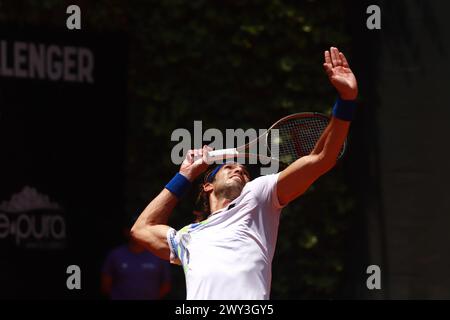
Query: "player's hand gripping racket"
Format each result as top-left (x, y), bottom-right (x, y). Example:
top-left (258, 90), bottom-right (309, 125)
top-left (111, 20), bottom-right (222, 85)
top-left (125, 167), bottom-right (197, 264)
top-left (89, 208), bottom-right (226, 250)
top-left (205, 112), bottom-right (346, 166)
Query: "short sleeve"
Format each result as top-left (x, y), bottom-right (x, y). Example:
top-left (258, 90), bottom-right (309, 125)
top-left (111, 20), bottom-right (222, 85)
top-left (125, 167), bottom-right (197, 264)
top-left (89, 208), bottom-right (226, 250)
top-left (247, 173), bottom-right (285, 211)
top-left (166, 228), bottom-right (181, 265)
top-left (166, 227), bottom-right (190, 266)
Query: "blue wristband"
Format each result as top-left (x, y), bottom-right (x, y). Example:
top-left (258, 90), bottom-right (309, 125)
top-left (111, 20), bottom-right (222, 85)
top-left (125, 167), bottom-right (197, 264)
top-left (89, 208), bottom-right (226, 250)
top-left (332, 97), bottom-right (357, 121)
top-left (165, 173), bottom-right (192, 199)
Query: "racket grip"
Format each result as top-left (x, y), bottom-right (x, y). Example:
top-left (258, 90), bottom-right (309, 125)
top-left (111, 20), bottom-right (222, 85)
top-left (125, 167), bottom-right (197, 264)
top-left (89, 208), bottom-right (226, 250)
top-left (206, 148), bottom-right (239, 162)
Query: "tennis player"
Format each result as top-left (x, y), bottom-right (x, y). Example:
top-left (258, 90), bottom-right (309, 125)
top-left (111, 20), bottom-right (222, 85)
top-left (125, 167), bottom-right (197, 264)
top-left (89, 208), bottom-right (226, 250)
top-left (131, 47), bottom-right (358, 299)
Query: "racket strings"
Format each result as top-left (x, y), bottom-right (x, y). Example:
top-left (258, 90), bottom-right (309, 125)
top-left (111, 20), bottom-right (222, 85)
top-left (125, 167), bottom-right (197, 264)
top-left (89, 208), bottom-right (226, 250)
top-left (268, 116), bottom-right (332, 164)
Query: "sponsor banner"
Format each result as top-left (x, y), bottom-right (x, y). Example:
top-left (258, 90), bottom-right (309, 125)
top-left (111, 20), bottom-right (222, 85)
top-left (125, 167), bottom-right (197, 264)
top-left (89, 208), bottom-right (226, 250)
top-left (0, 186), bottom-right (66, 250)
top-left (0, 29), bottom-right (126, 298)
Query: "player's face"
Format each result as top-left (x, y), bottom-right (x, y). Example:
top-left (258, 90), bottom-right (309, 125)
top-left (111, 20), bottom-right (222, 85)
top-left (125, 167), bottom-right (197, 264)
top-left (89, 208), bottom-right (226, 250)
top-left (214, 163), bottom-right (250, 192)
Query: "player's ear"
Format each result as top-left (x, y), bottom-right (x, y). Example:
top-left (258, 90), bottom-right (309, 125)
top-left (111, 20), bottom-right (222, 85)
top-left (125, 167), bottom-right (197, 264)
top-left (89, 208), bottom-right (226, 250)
top-left (203, 183), bottom-right (214, 193)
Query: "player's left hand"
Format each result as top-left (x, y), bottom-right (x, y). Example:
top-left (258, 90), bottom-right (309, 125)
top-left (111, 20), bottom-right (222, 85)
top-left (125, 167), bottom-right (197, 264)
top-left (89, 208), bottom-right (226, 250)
top-left (323, 47), bottom-right (358, 100)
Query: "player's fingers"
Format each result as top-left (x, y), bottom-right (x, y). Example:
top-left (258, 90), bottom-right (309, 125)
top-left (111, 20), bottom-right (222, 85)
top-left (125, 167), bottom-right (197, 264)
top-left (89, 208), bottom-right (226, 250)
top-left (203, 145), bottom-right (213, 164)
top-left (324, 50), bottom-right (332, 65)
top-left (330, 47), bottom-right (337, 66)
top-left (323, 63), bottom-right (333, 77)
top-left (339, 52), bottom-right (349, 68)
top-left (331, 47), bottom-right (341, 67)
top-left (335, 47), bottom-right (343, 65)
top-left (204, 145), bottom-right (213, 152)
top-left (186, 150), bottom-right (194, 162)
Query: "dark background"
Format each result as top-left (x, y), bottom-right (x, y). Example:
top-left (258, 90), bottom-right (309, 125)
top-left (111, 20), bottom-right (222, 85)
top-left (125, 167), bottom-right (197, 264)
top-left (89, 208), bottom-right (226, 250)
top-left (0, 29), bottom-right (127, 298)
top-left (0, 0), bottom-right (449, 299)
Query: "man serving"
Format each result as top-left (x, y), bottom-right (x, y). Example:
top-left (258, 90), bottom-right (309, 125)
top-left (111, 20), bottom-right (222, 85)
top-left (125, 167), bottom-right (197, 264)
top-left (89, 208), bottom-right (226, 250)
top-left (131, 47), bottom-right (358, 299)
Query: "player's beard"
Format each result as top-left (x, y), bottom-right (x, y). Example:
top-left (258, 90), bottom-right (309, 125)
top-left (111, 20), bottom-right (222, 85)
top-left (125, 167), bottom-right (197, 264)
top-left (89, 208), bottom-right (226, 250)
top-left (213, 178), bottom-right (245, 201)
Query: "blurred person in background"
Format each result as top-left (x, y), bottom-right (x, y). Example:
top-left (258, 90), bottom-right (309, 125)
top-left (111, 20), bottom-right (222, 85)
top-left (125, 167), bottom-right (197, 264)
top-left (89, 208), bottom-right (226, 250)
top-left (101, 216), bottom-right (171, 300)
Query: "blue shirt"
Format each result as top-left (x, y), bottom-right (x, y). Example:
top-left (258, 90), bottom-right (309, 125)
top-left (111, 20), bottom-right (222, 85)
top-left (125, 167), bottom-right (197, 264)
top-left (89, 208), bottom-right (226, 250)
top-left (102, 244), bottom-right (171, 300)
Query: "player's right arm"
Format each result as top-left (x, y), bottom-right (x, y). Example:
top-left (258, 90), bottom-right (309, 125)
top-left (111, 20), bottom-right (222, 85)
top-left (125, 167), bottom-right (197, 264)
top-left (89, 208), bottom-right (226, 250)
top-left (130, 146), bottom-right (211, 260)
top-left (130, 191), bottom-right (177, 260)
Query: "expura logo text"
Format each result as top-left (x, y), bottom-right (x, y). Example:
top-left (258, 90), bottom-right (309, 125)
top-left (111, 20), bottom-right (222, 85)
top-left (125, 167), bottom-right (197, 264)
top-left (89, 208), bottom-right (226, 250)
top-left (0, 209), bottom-right (66, 248)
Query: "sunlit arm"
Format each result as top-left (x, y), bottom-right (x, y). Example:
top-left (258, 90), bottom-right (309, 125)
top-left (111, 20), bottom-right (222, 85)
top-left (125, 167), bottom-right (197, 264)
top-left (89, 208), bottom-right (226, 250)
top-left (277, 46), bottom-right (357, 206)
top-left (130, 189), bottom-right (176, 260)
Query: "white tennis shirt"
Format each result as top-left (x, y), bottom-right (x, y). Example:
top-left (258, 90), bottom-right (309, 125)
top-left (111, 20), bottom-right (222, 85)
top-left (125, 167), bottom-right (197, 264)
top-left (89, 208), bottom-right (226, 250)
top-left (166, 173), bottom-right (284, 300)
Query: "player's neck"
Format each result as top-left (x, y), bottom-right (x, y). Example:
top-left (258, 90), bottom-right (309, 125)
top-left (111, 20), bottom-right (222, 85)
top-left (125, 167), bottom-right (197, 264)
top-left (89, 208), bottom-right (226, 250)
top-left (209, 195), bottom-right (233, 215)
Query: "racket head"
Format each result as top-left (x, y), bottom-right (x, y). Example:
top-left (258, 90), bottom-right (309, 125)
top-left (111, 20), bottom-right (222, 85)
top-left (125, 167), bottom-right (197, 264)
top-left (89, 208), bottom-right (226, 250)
top-left (266, 112), bottom-right (346, 166)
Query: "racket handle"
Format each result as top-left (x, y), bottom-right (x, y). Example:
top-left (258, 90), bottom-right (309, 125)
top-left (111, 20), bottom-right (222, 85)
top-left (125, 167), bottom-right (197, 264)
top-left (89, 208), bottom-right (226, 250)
top-left (206, 148), bottom-right (239, 162)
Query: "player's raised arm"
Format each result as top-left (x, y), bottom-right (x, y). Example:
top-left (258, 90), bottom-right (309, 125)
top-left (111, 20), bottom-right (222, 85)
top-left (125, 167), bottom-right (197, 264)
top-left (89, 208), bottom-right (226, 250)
top-left (130, 145), bottom-right (211, 259)
top-left (277, 47), bottom-right (358, 206)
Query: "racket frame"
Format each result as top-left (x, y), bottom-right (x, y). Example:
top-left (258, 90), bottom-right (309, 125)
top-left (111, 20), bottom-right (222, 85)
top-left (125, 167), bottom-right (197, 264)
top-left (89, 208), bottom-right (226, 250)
top-left (206, 112), bottom-right (346, 165)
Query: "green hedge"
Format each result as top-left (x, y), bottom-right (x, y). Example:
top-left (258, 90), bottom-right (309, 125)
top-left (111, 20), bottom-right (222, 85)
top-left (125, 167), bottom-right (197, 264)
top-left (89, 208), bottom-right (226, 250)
top-left (2, 0), bottom-right (354, 299)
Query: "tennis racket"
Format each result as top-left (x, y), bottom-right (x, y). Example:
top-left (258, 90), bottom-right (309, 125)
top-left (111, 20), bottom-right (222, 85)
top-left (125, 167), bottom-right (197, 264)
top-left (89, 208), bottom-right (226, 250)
top-left (205, 112), bottom-right (346, 166)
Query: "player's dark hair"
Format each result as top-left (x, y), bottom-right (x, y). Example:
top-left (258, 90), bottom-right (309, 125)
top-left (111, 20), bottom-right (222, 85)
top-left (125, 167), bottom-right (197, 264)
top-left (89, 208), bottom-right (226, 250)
top-left (194, 167), bottom-right (217, 222)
